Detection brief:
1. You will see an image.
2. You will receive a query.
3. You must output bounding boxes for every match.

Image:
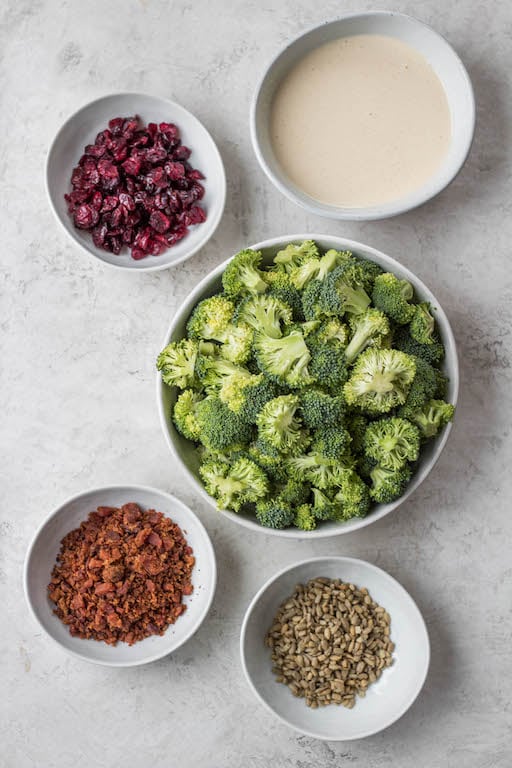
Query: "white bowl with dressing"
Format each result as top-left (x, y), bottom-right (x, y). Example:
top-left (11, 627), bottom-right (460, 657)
top-left (251, 12), bottom-right (475, 220)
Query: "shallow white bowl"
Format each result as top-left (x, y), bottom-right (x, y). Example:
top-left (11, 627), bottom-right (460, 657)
top-left (251, 12), bottom-right (475, 220)
top-left (156, 233), bottom-right (459, 538)
top-left (46, 93), bottom-right (226, 271)
top-left (24, 485), bottom-right (216, 666)
top-left (240, 556), bottom-right (429, 740)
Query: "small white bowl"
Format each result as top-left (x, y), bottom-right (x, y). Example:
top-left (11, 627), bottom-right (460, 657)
top-left (46, 93), bottom-right (226, 271)
top-left (24, 485), bottom-right (216, 666)
top-left (251, 12), bottom-right (475, 220)
top-left (156, 233), bottom-right (459, 539)
top-left (240, 556), bottom-right (430, 740)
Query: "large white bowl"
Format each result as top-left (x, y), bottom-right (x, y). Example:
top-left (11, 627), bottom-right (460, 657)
top-left (46, 93), bottom-right (226, 271)
top-left (157, 234), bottom-right (459, 538)
top-left (240, 556), bottom-right (430, 740)
top-left (251, 12), bottom-right (475, 220)
top-left (24, 485), bottom-right (216, 666)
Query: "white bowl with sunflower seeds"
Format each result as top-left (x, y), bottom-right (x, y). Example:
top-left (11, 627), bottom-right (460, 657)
top-left (240, 556), bottom-right (430, 740)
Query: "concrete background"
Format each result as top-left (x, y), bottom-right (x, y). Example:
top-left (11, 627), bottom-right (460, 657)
top-left (1, 0), bottom-right (511, 766)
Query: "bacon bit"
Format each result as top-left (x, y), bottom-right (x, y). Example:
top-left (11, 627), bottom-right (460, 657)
top-left (47, 503), bottom-right (194, 646)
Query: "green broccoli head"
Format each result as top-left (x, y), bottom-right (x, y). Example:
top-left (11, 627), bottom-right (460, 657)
top-left (345, 308), bottom-right (390, 364)
top-left (352, 258), bottom-right (384, 292)
top-left (392, 324), bottom-right (445, 365)
top-left (398, 357), bottom-right (440, 418)
top-left (222, 249), bottom-right (268, 298)
top-left (186, 294), bottom-right (235, 339)
top-left (311, 487), bottom-right (337, 520)
top-left (364, 416), bottom-right (421, 471)
top-left (289, 247), bottom-right (340, 290)
top-left (195, 395), bottom-right (253, 451)
top-left (332, 469), bottom-right (371, 520)
top-left (313, 318), bottom-right (350, 347)
top-left (247, 439), bottom-right (288, 483)
top-left (370, 464), bottom-right (413, 503)
top-left (254, 329), bottom-right (313, 388)
top-left (299, 389), bottom-right (346, 429)
top-left (343, 348), bottom-right (416, 415)
top-left (264, 268), bottom-right (305, 321)
top-left (195, 355), bottom-right (249, 391)
top-left (345, 413), bottom-right (368, 454)
top-left (255, 497), bottom-right (295, 529)
top-left (294, 503), bottom-right (317, 531)
top-left (287, 452), bottom-right (348, 490)
top-left (410, 302), bottom-right (436, 345)
top-left (311, 425), bottom-right (352, 460)
top-left (234, 293), bottom-right (292, 338)
top-left (278, 477), bottom-right (311, 506)
top-left (172, 389), bottom-right (204, 441)
top-left (157, 338), bottom-right (199, 389)
top-left (301, 279), bottom-right (326, 321)
top-left (199, 457), bottom-right (269, 512)
top-left (256, 394), bottom-right (308, 454)
top-left (319, 263), bottom-right (372, 318)
top-left (225, 374), bottom-right (281, 423)
top-left (273, 240), bottom-right (320, 273)
top-left (309, 342), bottom-right (350, 392)
top-left (372, 272), bottom-right (416, 325)
top-left (409, 399), bottom-right (455, 438)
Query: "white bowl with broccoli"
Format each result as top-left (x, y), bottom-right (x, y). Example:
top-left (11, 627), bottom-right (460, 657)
top-left (156, 235), bottom-right (458, 538)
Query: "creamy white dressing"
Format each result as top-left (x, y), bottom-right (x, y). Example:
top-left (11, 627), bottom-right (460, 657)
top-left (270, 34), bottom-right (451, 208)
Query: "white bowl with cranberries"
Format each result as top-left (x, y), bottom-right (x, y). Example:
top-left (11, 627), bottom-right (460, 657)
top-left (46, 93), bottom-right (226, 271)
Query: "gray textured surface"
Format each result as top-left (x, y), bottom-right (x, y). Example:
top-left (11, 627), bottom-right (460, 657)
top-left (1, 1), bottom-right (511, 766)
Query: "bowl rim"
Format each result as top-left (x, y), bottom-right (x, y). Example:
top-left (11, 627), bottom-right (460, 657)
top-left (156, 232), bottom-right (459, 539)
top-left (239, 555), bottom-right (431, 740)
top-left (23, 483), bottom-right (217, 667)
top-left (250, 11), bottom-right (476, 221)
top-left (45, 91), bottom-right (227, 272)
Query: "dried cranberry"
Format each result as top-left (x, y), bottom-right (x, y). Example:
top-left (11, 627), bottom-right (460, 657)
top-left (122, 156), bottom-right (142, 176)
top-left (149, 211), bottom-right (171, 233)
top-left (173, 145), bottom-right (191, 161)
top-left (108, 117), bottom-right (124, 136)
top-left (164, 161), bottom-right (185, 180)
top-left (74, 204), bottom-right (99, 229)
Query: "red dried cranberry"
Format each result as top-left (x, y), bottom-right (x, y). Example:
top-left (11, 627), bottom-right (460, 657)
top-left (101, 195), bottom-right (119, 213)
top-left (108, 117), bottom-right (124, 136)
top-left (187, 169), bottom-right (204, 181)
top-left (149, 211), bottom-right (171, 233)
top-left (164, 161), bottom-right (185, 180)
top-left (74, 204), bottom-right (99, 229)
top-left (118, 193), bottom-right (135, 211)
top-left (122, 156), bottom-right (142, 176)
top-left (173, 145), bottom-right (191, 161)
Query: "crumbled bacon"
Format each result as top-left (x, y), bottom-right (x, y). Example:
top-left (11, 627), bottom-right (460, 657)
top-left (47, 503), bottom-right (195, 645)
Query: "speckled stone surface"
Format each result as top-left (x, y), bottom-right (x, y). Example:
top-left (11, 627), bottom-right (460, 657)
top-left (1, 1), bottom-right (511, 766)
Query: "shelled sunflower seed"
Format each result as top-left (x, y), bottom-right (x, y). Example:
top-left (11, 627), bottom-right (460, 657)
top-left (265, 577), bottom-right (394, 709)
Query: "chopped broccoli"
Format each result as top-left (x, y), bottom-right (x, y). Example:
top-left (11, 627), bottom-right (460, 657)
top-left (195, 395), bottom-right (253, 451)
top-left (287, 451), bottom-right (348, 490)
top-left (319, 264), bottom-right (372, 318)
top-left (223, 374), bottom-right (280, 422)
top-left (294, 504), bottom-right (317, 531)
top-left (273, 240), bottom-right (320, 273)
top-left (199, 457), bottom-right (268, 512)
top-left (264, 268), bottom-right (304, 320)
top-left (234, 293), bottom-right (292, 338)
top-left (370, 464), bottom-right (413, 503)
top-left (278, 477), bottom-right (311, 505)
top-left (372, 272), bottom-right (415, 325)
top-left (345, 308), bottom-right (390, 364)
top-left (299, 389), bottom-right (346, 429)
top-left (313, 318), bottom-right (350, 347)
top-left (346, 413), bottom-right (368, 454)
top-left (222, 249), bottom-right (268, 298)
top-left (309, 342), bottom-right (349, 392)
top-left (364, 417), bottom-right (421, 470)
top-left (398, 357), bottom-right (440, 418)
top-left (352, 258), bottom-right (383, 292)
top-left (247, 439), bottom-right (288, 482)
top-left (290, 247), bottom-right (340, 289)
top-left (311, 487), bottom-right (336, 520)
top-left (186, 294), bottom-right (253, 363)
top-left (172, 389), bottom-right (204, 441)
top-left (254, 329), bottom-right (313, 388)
top-left (256, 394), bottom-right (307, 454)
top-left (195, 355), bottom-right (250, 391)
top-left (357, 453), bottom-right (377, 479)
top-left (393, 324), bottom-right (445, 365)
top-left (408, 399), bottom-right (455, 438)
top-left (343, 348), bottom-right (416, 415)
top-left (301, 279), bottom-right (326, 321)
top-left (311, 425), bottom-right (352, 460)
top-left (410, 302), bottom-right (436, 345)
top-left (255, 497), bottom-right (295, 529)
top-left (157, 339), bottom-right (199, 389)
top-left (332, 469), bottom-right (371, 520)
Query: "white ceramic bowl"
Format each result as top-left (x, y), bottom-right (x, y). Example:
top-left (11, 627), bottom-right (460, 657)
top-left (24, 485), bottom-right (216, 666)
top-left (157, 233), bottom-right (459, 539)
top-left (240, 556), bottom-right (430, 740)
top-left (251, 12), bottom-right (475, 220)
top-left (46, 93), bottom-right (226, 271)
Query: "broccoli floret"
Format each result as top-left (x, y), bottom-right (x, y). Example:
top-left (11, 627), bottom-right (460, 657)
top-left (256, 394), bottom-right (307, 454)
top-left (309, 343), bottom-right (350, 392)
top-left (198, 340), bottom-right (219, 356)
top-left (278, 477), bottom-right (311, 505)
top-left (410, 302), bottom-right (436, 344)
top-left (393, 325), bottom-right (445, 365)
top-left (357, 453), bottom-right (377, 479)
top-left (172, 389), bottom-right (204, 441)
top-left (332, 469), bottom-right (371, 520)
top-left (195, 396), bottom-right (253, 451)
top-left (398, 357), bottom-right (440, 418)
top-left (299, 389), bottom-right (346, 429)
top-left (255, 497), bottom-right (295, 529)
top-left (264, 268), bottom-right (304, 320)
top-left (364, 417), bottom-right (421, 470)
top-left (186, 295), bottom-right (253, 363)
top-left (247, 439), bottom-right (288, 482)
top-left (346, 413), bottom-right (368, 454)
top-left (372, 273), bottom-right (415, 325)
top-left (157, 339), bottom-right (199, 389)
top-left (273, 240), bottom-right (320, 273)
top-left (200, 457), bottom-right (268, 512)
top-left (226, 374), bottom-right (281, 423)
top-left (254, 329), bottom-right (313, 388)
top-left (234, 293), bottom-right (292, 338)
top-left (434, 368), bottom-right (449, 399)
top-left (313, 318), bottom-right (350, 347)
top-left (370, 464), bottom-right (413, 503)
top-left (301, 279), bottom-right (326, 321)
top-left (222, 249), bottom-right (268, 298)
top-left (408, 399), bottom-right (455, 438)
top-left (353, 258), bottom-right (383, 292)
top-left (195, 355), bottom-right (249, 391)
top-left (311, 425), bottom-right (352, 460)
top-left (294, 504), bottom-right (317, 531)
top-left (287, 452), bottom-right (348, 490)
top-left (319, 263), bottom-right (372, 318)
top-left (290, 247), bottom-right (340, 289)
top-left (311, 487), bottom-right (337, 520)
top-left (345, 309), bottom-right (390, 364)
top-left (343, 348), bottom-right (416, 415)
